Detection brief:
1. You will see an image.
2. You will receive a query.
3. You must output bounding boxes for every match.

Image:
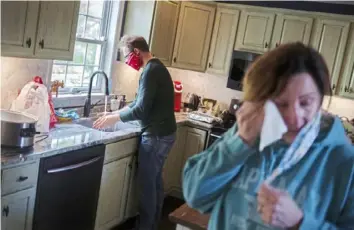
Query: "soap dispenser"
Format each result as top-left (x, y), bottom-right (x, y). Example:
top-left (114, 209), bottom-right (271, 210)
top-left (110, 95), bottom-right (119, 111)
top-left (118, 95), bottom-right (126, 109)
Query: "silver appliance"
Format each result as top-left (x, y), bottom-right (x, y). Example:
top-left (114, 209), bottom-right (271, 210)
top-left (227, 50), bottom-right (260, 91)
top-left (1, 110), bottom-right (38, 148)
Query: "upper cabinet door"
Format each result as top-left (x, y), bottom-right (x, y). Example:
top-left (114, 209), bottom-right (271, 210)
top-left (340, 26), bottom-right (354, 99)
top-left (235, 10), bottom-right (275, 53)
top-left (150, 1), bottom-right (180, 66)
top-left (312, 18), bottom-right (350, 93)
top-left (272, 14), bottom-right (313, 48)
top-left (34, 1), bottom-right (80, 60)
top-left (207, 8), bottom-right (240, 76)
top-left (172, 2), bottom-right (216, 71)
top-left (1, 1), bottom-right (39, 57)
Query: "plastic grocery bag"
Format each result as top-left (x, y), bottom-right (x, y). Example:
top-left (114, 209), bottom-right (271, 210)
top-left (10, 80), bottom-right (50, 133)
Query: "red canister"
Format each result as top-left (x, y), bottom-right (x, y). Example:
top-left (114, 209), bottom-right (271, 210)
top-left (173, 81), bottom-right (183, 112)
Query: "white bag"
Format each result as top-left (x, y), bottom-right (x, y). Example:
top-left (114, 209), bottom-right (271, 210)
top-left (11, 81), bottom-right (50, 133)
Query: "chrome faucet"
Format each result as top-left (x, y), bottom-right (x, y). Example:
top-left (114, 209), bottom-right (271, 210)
top-left (83, 70), bottom-right (110, 117)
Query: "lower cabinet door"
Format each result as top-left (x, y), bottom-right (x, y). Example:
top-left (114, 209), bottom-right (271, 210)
top-left (95, 157), bottom-right (131, 230)
top-left (124, 155), bottom-right (139, 219)
top-left (1, 188), bottom-right (36, 230)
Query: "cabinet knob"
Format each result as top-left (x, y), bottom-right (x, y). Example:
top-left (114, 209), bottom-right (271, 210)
top-left (276, 43), bottom-right (279, 48)
top-left (17, 176), bottom-right (28, 182)
top-left (208, 63), bottom-right (212, 68)
top-left (173, 57), bottom-right (176, 63)
top-left (2, 206), bottom-right (9, 217)
top-left (39, 39), bottom-right (44, 49)
top-left (265, 42), bottom-right (269, 48)
top-left (26, 38), bottom-right (32, 48)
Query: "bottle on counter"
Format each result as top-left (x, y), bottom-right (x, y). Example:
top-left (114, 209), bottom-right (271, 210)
top-left (118, 95), bottom-right (126, 110)
top-left (110, 95), bottom-right (119, 111)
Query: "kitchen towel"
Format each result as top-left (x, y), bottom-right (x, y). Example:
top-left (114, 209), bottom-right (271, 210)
top-left (259, 100), bottom-right (288, 151)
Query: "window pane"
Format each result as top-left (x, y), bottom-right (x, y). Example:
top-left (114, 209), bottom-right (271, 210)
top-left (79, 0), bottom-right (88, 14)
top-left (86, 43), bottom-right (101, 65)
top-left (66, 66), bottom-right (84, 87)
top-left (70, 42), bottom-right (86, 64)
top-left (88, 1), bottom-right (104, 18)
top-left (82, 66), bottom-right (99, 87)
top-left (52, 65), bottom-right (67, 83)
top-left (76, 15), bottom-right (86, 38)
top-left (85, 17), bottom-right (101, 39)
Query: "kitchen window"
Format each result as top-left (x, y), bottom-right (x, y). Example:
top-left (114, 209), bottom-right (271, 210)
top-left (51, 0), bottom-right (112, 94)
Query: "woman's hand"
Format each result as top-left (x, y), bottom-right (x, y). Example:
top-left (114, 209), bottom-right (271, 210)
top-left (257, 183), bottom-right (303, 229)
top-left (93, 113), bottom-right (120, 129)
top-left (236, 102), bottom-right (264, 146)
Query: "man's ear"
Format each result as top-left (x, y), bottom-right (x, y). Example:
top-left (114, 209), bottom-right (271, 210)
top-left (133, 48), bottom-right (140, 55)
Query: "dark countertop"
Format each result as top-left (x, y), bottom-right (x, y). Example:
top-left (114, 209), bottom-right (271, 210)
top-left (1, 113), bottom-right (213, 167)
top-left (169, 204), bottom-right (209, 230)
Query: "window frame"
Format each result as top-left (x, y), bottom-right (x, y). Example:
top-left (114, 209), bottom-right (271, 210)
top-left (51, 0), bottom-right (112, 94)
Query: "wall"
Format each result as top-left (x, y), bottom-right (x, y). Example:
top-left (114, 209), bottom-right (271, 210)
top-left (0, 57), bottom-right (52, 109)
top-left (111, 61), bottom-right (354, 119)
top-left (1, 57), bottom-right (354, 119)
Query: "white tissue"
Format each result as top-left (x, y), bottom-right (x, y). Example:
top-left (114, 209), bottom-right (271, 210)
top-left (259, 100), bottom-right (288, 151)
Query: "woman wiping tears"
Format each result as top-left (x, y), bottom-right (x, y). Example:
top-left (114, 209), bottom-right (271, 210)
top-left (182, 42), bottom-right (354, 230)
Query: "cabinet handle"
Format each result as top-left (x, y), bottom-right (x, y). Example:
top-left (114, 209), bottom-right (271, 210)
top-left (345, 86), bottom-right (349, 92)
top-left (208, 63), bottom-right (212, 68)
top-left (26, 38), bottom-right (32, 48)
top-left (2, 206), bottom-right (9, 217)
top-left (39, 39), bottom-right (44, 49)
top-left (276, 43), bottom-right (279, 47)
top-left (332, 84), bottom-right (336, 91)
top-left (173, 57), bottom-right (176, 63)
top-left (265, 42), bottom-right (269, 48)
top-left (17, 176), bottom-right (28, 182)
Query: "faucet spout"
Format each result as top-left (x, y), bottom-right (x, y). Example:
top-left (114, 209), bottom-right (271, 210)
top-left (83, 70), bottom-right (110, 118)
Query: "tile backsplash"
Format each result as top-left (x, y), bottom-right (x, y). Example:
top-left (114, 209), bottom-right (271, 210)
top-left (1, 57), bottom-right (52, 109)
top-left (1, 57), bottom-right (354, 119)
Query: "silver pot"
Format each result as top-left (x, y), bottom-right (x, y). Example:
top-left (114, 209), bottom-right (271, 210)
top-left (1, 110), bottom-right (38, 148)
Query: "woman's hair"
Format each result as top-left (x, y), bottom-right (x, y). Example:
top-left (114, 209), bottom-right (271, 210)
top-left (243, 42), bottom-right (331, 103)
top-left (119, 35), bottom-right (150, 52)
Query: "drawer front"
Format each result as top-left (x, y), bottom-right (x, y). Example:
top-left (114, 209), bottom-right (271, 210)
top-left (105, 138), bottom-right (138, 163)
top-left (2, 161), bottom-right (39, 195)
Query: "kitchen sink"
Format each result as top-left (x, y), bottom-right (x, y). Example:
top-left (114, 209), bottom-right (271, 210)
top-left (73, 117), bottom-right (140, 132)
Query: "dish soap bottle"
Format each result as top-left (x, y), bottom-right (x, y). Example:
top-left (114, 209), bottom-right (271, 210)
top-left (118, 95), bottom-right (126, 109)
top-left (110, 95), bottom-right (119, 111)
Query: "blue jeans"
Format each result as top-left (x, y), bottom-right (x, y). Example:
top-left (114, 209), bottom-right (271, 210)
top-left (137, 133), bottom-right (176, 230)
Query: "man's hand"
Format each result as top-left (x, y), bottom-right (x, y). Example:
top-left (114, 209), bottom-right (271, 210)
top-left (257, 183), bottom-right (303, 229)
top-left (93, 113), bottom-right (120, 129)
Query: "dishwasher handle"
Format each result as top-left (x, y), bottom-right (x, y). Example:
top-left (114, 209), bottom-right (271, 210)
top-left (47, 156), bottom-right (102, 174)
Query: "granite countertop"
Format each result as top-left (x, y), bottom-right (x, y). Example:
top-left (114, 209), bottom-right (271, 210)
top-left (1, 113), bottom-right (213, 167)
top-left (169, 203), bottom-right (209, 230)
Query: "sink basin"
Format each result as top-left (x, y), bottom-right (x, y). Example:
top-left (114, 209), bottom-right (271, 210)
top-left (73, 117), bottom-right (140, 132)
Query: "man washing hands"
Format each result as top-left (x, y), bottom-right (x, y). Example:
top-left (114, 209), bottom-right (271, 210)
top-left (94, 35), bottom-right (176, 230)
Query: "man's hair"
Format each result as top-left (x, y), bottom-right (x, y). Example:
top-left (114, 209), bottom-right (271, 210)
top-left (119, 35), bottom-right (150, 52)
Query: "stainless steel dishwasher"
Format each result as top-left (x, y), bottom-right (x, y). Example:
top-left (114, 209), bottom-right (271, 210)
top-left (33, 145), bottom-right (105, 230)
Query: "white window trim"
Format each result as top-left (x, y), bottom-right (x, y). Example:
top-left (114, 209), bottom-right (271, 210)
top-left (50, 0), bottom-right (125, 109)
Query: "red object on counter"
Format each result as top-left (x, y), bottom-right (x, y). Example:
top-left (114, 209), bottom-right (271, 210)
top-left (173, 81), bottom-right (183, 112)
top-left (33, 76), bottom-right (44, 84)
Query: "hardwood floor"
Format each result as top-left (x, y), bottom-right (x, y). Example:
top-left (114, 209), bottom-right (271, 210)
top-left (113, 196), bottom-right (185, 230)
